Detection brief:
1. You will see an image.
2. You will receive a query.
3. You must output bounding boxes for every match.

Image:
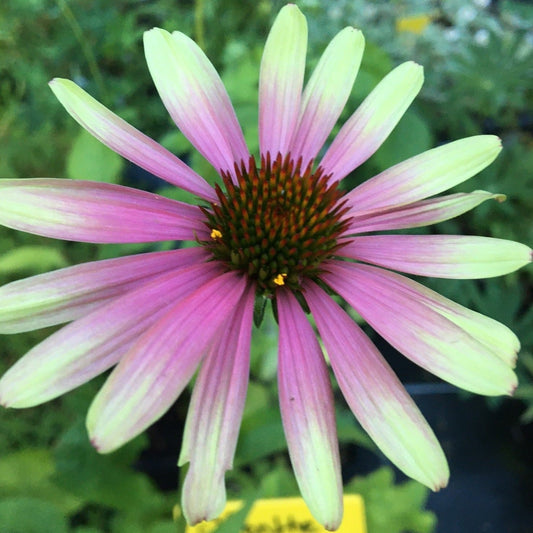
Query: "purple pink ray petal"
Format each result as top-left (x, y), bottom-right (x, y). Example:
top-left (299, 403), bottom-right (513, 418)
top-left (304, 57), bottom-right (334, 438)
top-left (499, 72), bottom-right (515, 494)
top-left (258, 4), bottom-right (308, 157)
top-left (339, 235), bottom-right (531, 279)
top-left (87, 272), bottom-right (248, 453)
top-left (0, 247), bottom-right (209, 334)
top-left (143, 29), bottom-right (248, 178)
top-left (322, 261), bottom-right (518, 395)
top-left (180, 284), bottom-right (255, 525)
top-left (0, 260), bottom-right (222, 408)
top-left (304, 281), bottom-right (449, 490)
top-left (0, 179), bottom-right (207, 243)
top-left (345, 135), bottom-right (502, 211)
top-left (276, 290), bottom-right (343, 531)
top-left (290, 27), bottom-right (364, 168)
top-left (49, 79), bottom-right (216, 201)
top-left (344, 191), bottom-right (506, 233)
top-left (320, 61), bottom-right (423, 182)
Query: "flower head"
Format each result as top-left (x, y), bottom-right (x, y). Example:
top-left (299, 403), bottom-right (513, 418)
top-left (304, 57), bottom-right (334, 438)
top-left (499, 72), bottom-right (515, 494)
top-left (0, 4), bottom-right (530, 530)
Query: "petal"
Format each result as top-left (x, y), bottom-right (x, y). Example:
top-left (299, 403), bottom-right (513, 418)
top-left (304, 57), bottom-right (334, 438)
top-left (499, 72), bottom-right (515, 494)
top-left (322, 261), bottom-right (518, 395)
top-left (49, 79), bottom-right (216, 201)
top-left (340, 235), bottom-right (532, 279)
top-left (0, 261), bottom-right (221, 408)
top-left (0, 247), bottom-right (209, 334)
top-left (180, 285), bottom-right (255, 525)
top-left (276, 290), bottom-right (343, 530)
top-left (320, 62), bottom-right (423, 182)
top-left (87, 272), bottom-right (247, 453)
top-left (290, 27), bottom-right (365, 166)
top-left (0, 179), bottom-right (207, 243)
top-left (143, 29), bottom-right (248, 176)
top-left (304, 281), bottom-right (449, 490)
top-left (345, 191), bottom-right (506, 233)
top-left (346, 135), bottom-right (502, 211)
top-left (258, 4), bottom-right (308, 157)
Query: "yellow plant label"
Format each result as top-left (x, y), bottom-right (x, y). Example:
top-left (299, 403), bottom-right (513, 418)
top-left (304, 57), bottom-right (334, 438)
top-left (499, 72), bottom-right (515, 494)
top-left (186, 494), bottom-right (366, 533)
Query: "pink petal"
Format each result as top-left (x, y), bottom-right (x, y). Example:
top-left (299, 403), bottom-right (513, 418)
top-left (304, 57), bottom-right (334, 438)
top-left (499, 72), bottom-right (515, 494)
top-left (0, 261), bottom-right (221, 408)
top-left (320, 62), bottom-right (423, 182)
top-left (258, 5), bottom-right (308, 157)
top-left (339, 235), bottom-right (531, 279)
top-left (180, 284), bottom-right (255, 524)
top-left (143, 29), bottom-right (248, 177)
top-left (87, 272), bottom-right (248, 453)
top-left (345, 191), bottom-right (506, 233)
top-left (322, 261), bottom-right (518, 395)
top-left (290, 27), bottom-right (364, 167)
top-left (345, 135), bottom-right (502, 211)
top-left (0, 179), bottom-right (207, 243)
top-left (277, 290), bottom-right (343, 530)
top-left (0, 247), bottom-right (209, 333)
top-left (304, 281), bottom-right (449, 490)
top-left (49, 79), bottom-right (215, 201)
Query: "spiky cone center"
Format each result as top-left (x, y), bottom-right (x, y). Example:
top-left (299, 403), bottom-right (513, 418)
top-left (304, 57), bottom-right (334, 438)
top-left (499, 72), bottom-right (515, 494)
top-left (201, 153), bottom-right (351, 294)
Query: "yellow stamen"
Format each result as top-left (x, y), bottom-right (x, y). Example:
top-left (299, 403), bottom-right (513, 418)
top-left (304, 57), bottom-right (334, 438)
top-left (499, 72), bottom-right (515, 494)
top-left (273, 273), bottom-right (287, 286)
top-left (210, 228), bottom-right (222, 240)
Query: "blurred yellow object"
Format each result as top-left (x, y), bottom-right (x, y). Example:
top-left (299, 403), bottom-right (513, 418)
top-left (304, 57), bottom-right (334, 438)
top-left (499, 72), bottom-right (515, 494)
top-left (186, 494), bottom-right (366, 532)
top-left (396, 14), bottom-right (432, 34)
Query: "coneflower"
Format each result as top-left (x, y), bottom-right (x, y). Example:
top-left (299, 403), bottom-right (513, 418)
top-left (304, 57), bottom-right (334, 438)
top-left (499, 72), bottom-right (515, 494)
top-left (0, 4), bottom-right (530, 530)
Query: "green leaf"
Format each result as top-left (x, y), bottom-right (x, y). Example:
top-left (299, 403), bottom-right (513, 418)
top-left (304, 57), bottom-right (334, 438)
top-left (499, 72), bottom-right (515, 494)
top-left (519, 404), bottom-right (533, 424)
top-left (518, 352), bottom-right (533, 375)
top-left (257, 460), bottom-right (299, 498)
top-left (236, 411), bottom-right (286, 465)
top-left (158, 130), bottom-right (194, 157)
top-left (0, 497), bottom-right (68, 533)
top-left (214, 489), bottom-right (261, 533)
top-left (52, 420), bottom-right (164, 513)
top-left (0, 448), bottom-right (82, 514)
top-left (111, 515), bottom-right (179, 533)
top-left (147, 521), bottom-right (180, 533)
top-left (0, 245), bottom-right (67, 274)
top-left (345, 467), bottom-right (436, 533)
top-left (359, 41), bottom-right (393, 81)
top-left (250, 308), bottom-right (278, 381)
top-left (0, 448), bottom-right (53, 489)
top-left (0, 156), bottom-right (17, 178)
top-left (67, 129), bottom-right (123, 183)
top-left (351, 41), bottom-right (394, 103)
top-left (336, 409), bottom-right (376, 451)
top-left (372, 109), bottom-right (433, 171)
top-left (156, 184), bottom-right (198, 210)
top-left (236, 385), bottom-right (286, 466)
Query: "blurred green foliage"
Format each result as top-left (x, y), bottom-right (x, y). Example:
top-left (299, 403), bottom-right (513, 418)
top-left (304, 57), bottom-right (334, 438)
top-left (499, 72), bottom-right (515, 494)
top-left (1, 0), bottom-right (532, 532)
top-left (346, 468), bottom-right (437, 533)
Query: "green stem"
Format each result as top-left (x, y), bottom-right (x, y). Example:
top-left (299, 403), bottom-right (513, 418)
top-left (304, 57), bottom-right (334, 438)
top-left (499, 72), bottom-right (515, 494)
top-left (56, 0), bottom-right (108, 102)
top-left (194, 0), bottom-right (206, 50)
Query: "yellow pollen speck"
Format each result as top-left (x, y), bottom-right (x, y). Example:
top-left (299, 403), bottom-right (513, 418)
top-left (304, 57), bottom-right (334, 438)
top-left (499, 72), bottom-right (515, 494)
top-left (273, 273), bottom-right (287, 286)
top-left (210, 229), bottom-right (223, 240)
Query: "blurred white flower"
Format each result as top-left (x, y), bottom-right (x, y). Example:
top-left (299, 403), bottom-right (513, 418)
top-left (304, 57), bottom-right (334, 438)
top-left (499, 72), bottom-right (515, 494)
top-left (457, 5), bottom-right (477, 24)
top-left (362, 3), bottom-right (378, 19)
top-left (474, 28), bottom-right (490, 46)
top-left (444, 27), bottom-right (461, 42)
top-left (328, 5), bottom-right (343, 20)
top-left (473, 0), bottom-right (491, 9)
